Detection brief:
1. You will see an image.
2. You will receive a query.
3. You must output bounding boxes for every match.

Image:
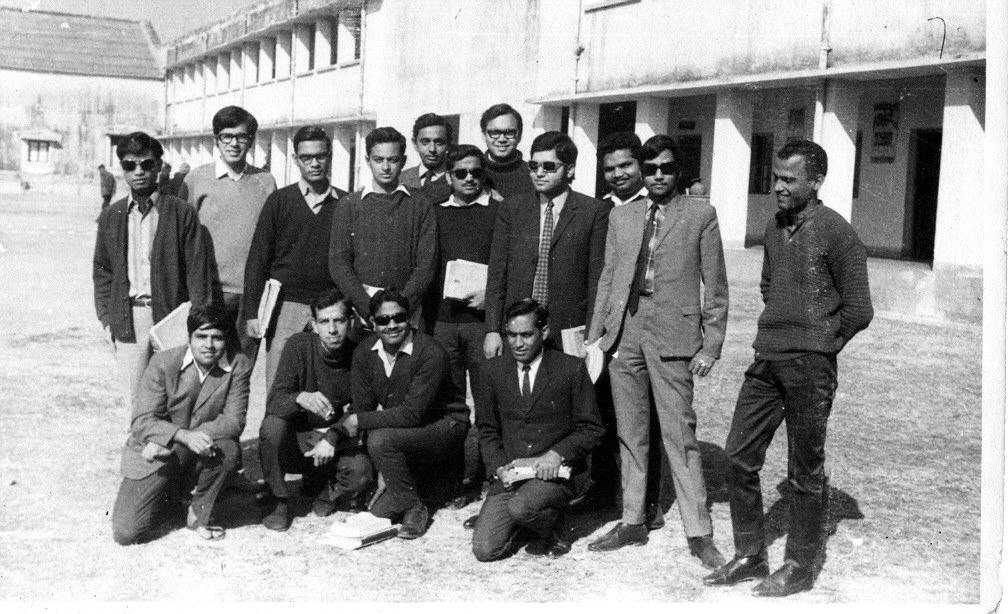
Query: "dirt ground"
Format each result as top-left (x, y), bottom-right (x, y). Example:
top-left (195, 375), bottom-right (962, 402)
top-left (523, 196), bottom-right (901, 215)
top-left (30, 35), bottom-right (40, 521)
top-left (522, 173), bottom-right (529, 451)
top-left (0, 191), bottom-right (982, 603)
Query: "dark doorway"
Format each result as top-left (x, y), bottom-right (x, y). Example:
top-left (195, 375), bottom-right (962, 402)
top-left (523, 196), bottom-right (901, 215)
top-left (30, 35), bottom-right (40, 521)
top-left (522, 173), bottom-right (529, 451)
top-left (596, 101), bottom-right (637, 198)
top-left (677, 133), bottom-right (702, 193)
top-left (904, 129), bottom-right (942, 262)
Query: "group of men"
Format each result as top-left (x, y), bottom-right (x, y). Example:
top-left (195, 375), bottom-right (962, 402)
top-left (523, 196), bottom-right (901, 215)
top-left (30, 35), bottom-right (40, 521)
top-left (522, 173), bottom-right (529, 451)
top-left (93, 100), bottom-right (872, 597)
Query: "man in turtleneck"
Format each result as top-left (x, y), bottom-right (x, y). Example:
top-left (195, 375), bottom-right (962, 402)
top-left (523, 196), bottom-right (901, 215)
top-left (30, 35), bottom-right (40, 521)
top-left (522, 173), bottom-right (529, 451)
top-left (480, 103), bottom-right (535, 200)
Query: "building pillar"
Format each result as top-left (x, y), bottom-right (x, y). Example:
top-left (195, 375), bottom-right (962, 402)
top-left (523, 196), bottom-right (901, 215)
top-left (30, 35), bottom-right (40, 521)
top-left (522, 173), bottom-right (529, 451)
top-left (254, 130), bottom-right (270, 169)
top-left (635, 96), bottom-right (669, 142)
top-left (332, 125), bottom-right (354, 192)
top-left (569, 102), bottom-right (599, 196)
top-left (275, 32), bottom-right (291, 80)
top-left (815, 80), bottom-right (860, 221)
top-left (270, 128), bottom-right (288, 188)
top-left (709, 89), bottom-right (753, 248)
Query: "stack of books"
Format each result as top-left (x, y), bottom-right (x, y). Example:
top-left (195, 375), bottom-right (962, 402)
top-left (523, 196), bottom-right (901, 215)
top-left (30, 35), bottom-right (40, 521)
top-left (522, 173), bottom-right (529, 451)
top-left (319, 512), bottom-right (399, 550)
top-left (500, 465), bottom-right (572, 488)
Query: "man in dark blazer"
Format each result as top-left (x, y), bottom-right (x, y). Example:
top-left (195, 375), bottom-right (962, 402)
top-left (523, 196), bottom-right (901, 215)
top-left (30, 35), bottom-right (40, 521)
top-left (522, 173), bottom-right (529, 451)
top-left (484, 131), bottom-right (609, 358)
top-left (93, 132), bottom-right (211, 425)
top-left (111, 304), bottom-right (252, 544)
top-left (400, 112), bottom-right (453, 205)
top-left (586, 135), bottom-right (729, 570)
top-left (472, 299), bottom-right (604, 561)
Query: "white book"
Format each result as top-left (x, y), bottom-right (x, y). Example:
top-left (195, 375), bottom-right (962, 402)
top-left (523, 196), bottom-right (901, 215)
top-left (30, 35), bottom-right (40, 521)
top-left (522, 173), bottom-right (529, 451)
top-left (442, 259), bottom-right (488, 300)
top-left (501, 464), bottom-right (572, 488)
top-left (561, 325), bottom-right (586, 358)
top-left (326, 512), bottom-right (393, 538)
top-left (148, 301), bottom-right (191, 352)
top-left (254, 279), bottom-right (282, 339)
top-left (320, 527), bottom-right (399, 550)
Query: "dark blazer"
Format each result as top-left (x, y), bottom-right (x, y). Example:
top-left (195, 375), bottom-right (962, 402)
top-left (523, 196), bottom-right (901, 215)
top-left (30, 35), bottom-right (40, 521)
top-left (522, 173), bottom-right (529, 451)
top-left (401, 166), bottom-right (452, 206)
top-left (485, 190), bottom-right (610, 335)
top-left (477, 348), bottom-right (604, 494)
top-left (120, 345), bottom-right (251, 480)
top-left (588, 194), bottom-right (729, 359)
top-left (92, 193), bottom-right (212, 343)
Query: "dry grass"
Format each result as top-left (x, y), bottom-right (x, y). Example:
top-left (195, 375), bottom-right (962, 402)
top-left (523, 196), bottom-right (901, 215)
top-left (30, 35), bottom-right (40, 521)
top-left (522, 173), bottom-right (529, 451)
top-left (0, 192), bottom-right (981, 602)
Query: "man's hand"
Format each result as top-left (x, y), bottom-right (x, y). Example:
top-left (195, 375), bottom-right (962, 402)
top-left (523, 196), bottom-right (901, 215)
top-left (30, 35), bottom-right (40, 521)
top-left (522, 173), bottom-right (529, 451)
top-left (296, 391), bottom-right (335, 420)
top-left (483, 332), bottom-right (503, 359)
top-left (175, 429), bottom-right (216, 456)
top-left (141, 441), bottom-right (173, 461)
top-left (689, 353), bottom-right (716, 377)
top-left (304, 439), bottom-right (335, 467)
top-left (245, 318), bottom-right (261, 339)
top-left (339, 412), bottom-right (359, 438)
top-left (532, 450), bottom-right (563, 481)
top-left (462, 288), bottom-right (486, 311)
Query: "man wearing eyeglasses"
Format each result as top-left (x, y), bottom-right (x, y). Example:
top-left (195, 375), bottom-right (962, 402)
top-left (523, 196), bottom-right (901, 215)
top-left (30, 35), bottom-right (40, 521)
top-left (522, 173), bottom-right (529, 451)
top-left (585, 135), bottom-right (729, 569)
top-left (181, 106), bottom-right (277, 363)
top-left (244, 125), bottom-right (348, 389)
top-left (484, 131), bottom-right (609, 358)
top-left (93, 132), bottom-right (212, 426)
top-left (480, 103), bottom-right (535, 200)
top-left (401, 113), bottom-right (454, 206)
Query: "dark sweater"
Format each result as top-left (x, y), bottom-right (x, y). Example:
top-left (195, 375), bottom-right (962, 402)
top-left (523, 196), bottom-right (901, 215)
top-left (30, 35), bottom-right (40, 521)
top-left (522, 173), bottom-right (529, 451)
top-left (484, 151), bottom-right (535, 200)
top-left (243, 183), bottom-right (346, 315)
top-left (433, 197), bottom-right (501, 323)
top-left (266, 332), bottom-right (355, 446)
top-left (350, 332), bottom-right (469, 431)
top-left (754, 201), bottom-right (873, 357)
top-left (328, 189), bottom-right (437, 318)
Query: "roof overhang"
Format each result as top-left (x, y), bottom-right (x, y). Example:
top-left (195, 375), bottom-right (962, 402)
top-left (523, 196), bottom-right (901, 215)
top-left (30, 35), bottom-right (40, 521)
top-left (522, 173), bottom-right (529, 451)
top-left (20, 129), bottom-right (62, 146)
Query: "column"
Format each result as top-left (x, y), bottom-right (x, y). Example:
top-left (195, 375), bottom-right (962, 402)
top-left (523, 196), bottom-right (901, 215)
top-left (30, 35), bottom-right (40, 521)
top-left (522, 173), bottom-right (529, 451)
top-left (568, 102), bottom-right (599, 196)
top-left (254, 130), bottom-right (270, 169)
top-left (275, 32), bottom-right (292, 80)
top-left (259, 38), bottom-right (275, 82)
top-left (294, 23), bottom-right (313, 74)
top-left (230, 49), bottom-right (242, 91)
top-left (243, 42), bottom-right (259, 87)
top-left (316, 20), bottom-right (334, 68)
top-left (332, 125), bottom-right (354, 192)
top-left (270, 128), bottom-right (288, 187)
top-left (635, 96), bottom-right (669, 142)
top-left (709, 89), bottom-right (753, 248)
top-left (815, 80), bottom-right (860, 221)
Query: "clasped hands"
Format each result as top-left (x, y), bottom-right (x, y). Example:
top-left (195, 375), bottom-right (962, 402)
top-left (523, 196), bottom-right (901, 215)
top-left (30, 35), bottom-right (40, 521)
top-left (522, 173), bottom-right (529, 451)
top-left (495, 450), bottom-right (564, 486)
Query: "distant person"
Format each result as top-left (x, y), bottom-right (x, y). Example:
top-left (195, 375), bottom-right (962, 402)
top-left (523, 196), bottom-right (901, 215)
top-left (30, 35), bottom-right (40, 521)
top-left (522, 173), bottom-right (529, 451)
top-left (98, 164), bottom-right (116, 210)
top-left (157, 161), bottom-right (172, 194)
top-left (244, 125), bottom-right (347, 389)
top-left (259, 289), bottom-right (372, 532)
top-left (111, 303), bottom-right (252, 544)
top-left (182, 105), bottom-right (277, 362)
top-left (471, 299), bottom-right (604, 561)
top-left (598, 132), bottom-right (648, 208)
top-left (328, 127), bottom-right (437, 322)
top-left (165, 162), bottom-right (190, 198)
top-left (92, 132), bottom-right (212, 425)
top-left (400, 112), bottom-right (453, 205)
top-left (480, 104), bottom-right (535, 200)
top-left (704, 139), bottom-right (873, 597)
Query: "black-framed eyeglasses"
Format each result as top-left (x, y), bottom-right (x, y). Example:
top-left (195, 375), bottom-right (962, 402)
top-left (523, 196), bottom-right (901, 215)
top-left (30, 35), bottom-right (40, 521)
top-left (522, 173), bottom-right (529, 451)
top-left (372, 312), bottom-right (409, 326)
top-left (450, 167), bottom-right (486, 180)
top-left (485, 129), bottom-right (519, 140)
top-left (297, 153), bottom-right (331, 164)
top-left (528, 161), bottom-right (564, 173)
top-left (120, 159), bottom-right (158, 172)
top-left (217, 133), bottom-right (252, 145)
top-left (642, 162), bottom-right (677, 176)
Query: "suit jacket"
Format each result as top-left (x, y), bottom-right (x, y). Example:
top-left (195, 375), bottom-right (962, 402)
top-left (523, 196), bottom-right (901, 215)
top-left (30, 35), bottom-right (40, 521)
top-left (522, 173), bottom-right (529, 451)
top-left (485, 190), bottom-right (610, 336)
top-left (401, 166), bottom-right (452, 205)
top-left (588, 194), bottom-right (728, 359)
top-left (120, 345), bottom-right (252, 480)
top-left (92, 194), bottom-right (212, 343)
top-left (476, 348), bottom-right (604, 494)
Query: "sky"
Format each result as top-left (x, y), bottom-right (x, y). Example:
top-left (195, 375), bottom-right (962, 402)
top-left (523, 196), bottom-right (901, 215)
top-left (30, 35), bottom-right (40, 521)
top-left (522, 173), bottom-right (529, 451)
top-left (2, 0), bottom-right (257, 41)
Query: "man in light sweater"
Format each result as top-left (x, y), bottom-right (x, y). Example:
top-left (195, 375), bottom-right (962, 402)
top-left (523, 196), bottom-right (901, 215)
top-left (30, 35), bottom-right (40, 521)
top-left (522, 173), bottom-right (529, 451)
top-left (182, 105), bottom-right (277, 362)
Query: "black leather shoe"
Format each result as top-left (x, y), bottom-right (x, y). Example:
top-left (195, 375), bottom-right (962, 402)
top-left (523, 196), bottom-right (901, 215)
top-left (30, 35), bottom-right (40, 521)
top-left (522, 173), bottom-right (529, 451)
top-left (587, 522), bottom-right (648, 551)
top-left (229, 472), bottom-right (267, 494)
top-left (752, 560), bottom-right (814, 597)
top-left (645, 503), bottom-right (665, 530)
top-left (688, 535), bottom-right (727, 570)
top-left (462, 514), bottom-right (479, 530)
top-left (262, 499), bottom-right (291, 532)
top-left (397, 503), bottom-right (429, 540)
top-left (526, 531), bottom-right (572, 558)
top-left (312, 495), bottom-right (336, 518)
top-left (703, 552), bottom-right (770, 586)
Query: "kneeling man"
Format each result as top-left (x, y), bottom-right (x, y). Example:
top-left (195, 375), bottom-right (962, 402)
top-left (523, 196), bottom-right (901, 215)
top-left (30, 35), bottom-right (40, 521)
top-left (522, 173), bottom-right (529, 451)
top-left (259, 289), bottom-right (373, 531)
top-left (112, 304), bottom-right (251, 544)
top-left (472, 299), bottom-right (604, 561)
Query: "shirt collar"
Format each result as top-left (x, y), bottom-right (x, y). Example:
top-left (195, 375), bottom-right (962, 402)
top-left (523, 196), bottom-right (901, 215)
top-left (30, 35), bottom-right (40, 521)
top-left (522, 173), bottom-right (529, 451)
top-left (442, 190), bottom-right (491, 208)
top-left (516, 351), bottom-right (544, 373)
top-left (128, 190), bottom-right (160, 212)
top-left (420, 166), bottom-right (446, 182)
top-left (215, 157), bottom-right (247, 181)
top-left (370, 332), bottom-right (415, 357)
top-left (181, 346), bottom-right (233, 376)
top-left (361, 183), bottom-right (411, 199)
top-left (604, 185), bottom-right (648, 207)
top-left (298, 178), bottom-right (337, 199)
top-left (539, 188), bottom-right (570, 210)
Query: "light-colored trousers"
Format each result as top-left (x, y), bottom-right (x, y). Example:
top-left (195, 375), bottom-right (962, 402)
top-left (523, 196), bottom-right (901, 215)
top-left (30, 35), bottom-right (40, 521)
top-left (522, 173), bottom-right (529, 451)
top-left (113, 305), bottom-right (154, 429)
top-left (264, 300), bottom-right (313, 391)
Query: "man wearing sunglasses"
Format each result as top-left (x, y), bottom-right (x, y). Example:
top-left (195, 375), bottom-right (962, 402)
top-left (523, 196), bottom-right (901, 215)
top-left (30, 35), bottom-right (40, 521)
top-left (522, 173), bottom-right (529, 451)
top-left (244, 125), bottom-right (348, 390)
top-left (339, 289), bottom-right (470, 539)
top-left (480, 103), bottom-right (535, 200)
top-left (93, 132), bottom-right (212, 426)
top-left (182, 106), bottom-right (276, 363)
top-left (586, 135), bottom-right (729, 571)
top-left (485, 131), bottom-right (609, 359)
top-left (401, 113), bottom-right (454, 206)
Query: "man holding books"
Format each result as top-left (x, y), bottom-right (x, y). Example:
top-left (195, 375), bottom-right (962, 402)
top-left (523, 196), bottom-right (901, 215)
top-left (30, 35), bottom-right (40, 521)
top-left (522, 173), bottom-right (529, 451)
top-left (472, 299), bottom-right (604, 560)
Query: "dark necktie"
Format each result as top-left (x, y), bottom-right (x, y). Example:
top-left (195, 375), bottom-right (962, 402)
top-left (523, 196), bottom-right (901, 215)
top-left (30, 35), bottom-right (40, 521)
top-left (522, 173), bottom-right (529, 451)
top-left (531, 200), bottom-right (554, 305)
top-left (521, 364), bottom-right (531, 401)
top-left (421, 169), bottom-right (432, 187)
top-left (628, 202), bottom-right (660, 316)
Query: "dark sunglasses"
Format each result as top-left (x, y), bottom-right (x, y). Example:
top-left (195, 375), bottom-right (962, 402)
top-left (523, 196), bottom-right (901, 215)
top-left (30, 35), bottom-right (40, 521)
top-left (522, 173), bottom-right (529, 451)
top-left (120, 159), bottom-right (158, 172)
top-left (642, 162), bottom-right (677, 176)
top-left (373, 312), bottom-right (409, 326)
top-left (450, 167), bottom-right (486, 180)
top-left (297, 153), bottom-right (331, 164)
top-left (527, 161), bottom-right (564, 173)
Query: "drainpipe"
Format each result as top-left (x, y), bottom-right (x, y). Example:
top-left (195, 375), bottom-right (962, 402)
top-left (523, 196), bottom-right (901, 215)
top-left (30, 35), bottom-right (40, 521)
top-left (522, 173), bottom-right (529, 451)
top-left (813, 0), bottom-right (832, 142)
top-left (573, 0), bottom-right (584, 95)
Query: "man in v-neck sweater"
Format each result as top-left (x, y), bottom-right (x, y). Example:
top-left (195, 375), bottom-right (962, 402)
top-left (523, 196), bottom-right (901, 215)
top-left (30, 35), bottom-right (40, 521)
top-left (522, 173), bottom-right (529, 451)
top-left (244, 126), bottom-right (348, 388)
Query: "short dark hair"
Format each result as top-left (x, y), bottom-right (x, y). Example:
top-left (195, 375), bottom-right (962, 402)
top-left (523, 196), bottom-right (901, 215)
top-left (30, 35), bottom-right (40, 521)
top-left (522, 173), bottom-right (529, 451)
top-left (638, 134), bottom-right (683, 174)
top-left (776, 138), bottom-right (828, 180)
top-left (293, 125), bottom-right (332, 153)
top-left (115, 132), bottom-right (164, 160)
top-left (212, 105), bottom-right (258, 137)
top-left (365, 127), bottom-right (407, 157)
top-left (445, 144), bottom-right (486, 169)
top-left (310, 288), bottom-right (352, 319)
top-left (480, 103), bottom-right (523, 134)
top-left (504, 298), bottom-right (549, 331)
top-left (369, 287), bottom-right (410, 319)
top-left (412, 113), bottom-right (453, 142)
top-left (530, 131), bottom-right (578, 166)
top-left (597, 131), bottom-right (642, 161)
top-left (97, 164), bottom-right (106, 170)
top-left (186, 302), bottom-right (231, 336)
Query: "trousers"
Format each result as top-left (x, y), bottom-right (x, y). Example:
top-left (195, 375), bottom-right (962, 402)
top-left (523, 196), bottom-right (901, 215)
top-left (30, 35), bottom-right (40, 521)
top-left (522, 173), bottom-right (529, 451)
top-left (472, 478), bottom-right (573, 562)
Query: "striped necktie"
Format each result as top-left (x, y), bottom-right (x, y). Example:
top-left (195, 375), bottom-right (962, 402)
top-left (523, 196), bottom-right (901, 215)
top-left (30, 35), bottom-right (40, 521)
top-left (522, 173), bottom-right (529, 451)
top-left (531, 200), bottom-right (553, 305)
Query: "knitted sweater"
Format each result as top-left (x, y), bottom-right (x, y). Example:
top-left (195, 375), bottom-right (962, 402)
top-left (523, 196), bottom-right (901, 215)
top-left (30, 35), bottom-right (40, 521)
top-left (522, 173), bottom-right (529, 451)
top-left (484, 151), bottom-right (535, 200)
top-left (183, 162), bottom-right (276, 294)
top-left (433, 197), bottom-right (500, 323)
top-left (754, 201), bottom-right (873, 357)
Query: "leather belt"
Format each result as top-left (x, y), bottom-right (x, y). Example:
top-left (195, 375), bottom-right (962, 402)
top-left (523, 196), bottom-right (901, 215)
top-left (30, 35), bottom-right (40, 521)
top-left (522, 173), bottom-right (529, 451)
top-left (131, 295), bottom-right (152, 307)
